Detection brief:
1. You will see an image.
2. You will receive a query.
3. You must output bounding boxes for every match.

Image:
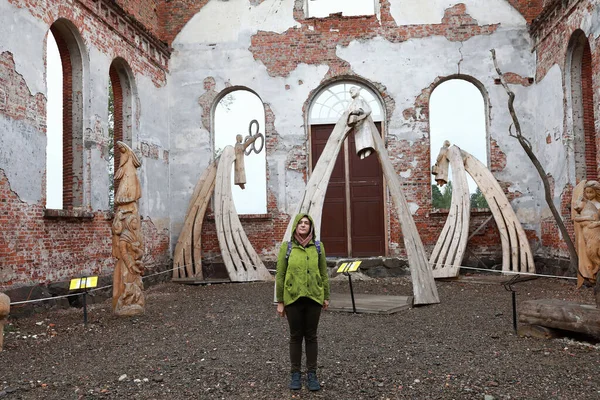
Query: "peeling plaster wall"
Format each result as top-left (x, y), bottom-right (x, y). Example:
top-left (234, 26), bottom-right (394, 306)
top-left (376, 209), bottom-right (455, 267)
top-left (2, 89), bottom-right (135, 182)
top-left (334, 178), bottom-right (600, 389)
top-left (168, 0), bottom-right (545, 258)
top-left (0, 0), bottom-right (170, 289)
top-left (529, 0), bottom-right (600, 256)
top-left (388, 0), bottom-right (526, 26)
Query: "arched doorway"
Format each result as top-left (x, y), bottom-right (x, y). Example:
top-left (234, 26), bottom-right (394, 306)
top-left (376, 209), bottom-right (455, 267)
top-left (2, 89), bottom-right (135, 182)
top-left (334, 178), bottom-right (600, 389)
top-left (309, 82), bottom-right (385, 257)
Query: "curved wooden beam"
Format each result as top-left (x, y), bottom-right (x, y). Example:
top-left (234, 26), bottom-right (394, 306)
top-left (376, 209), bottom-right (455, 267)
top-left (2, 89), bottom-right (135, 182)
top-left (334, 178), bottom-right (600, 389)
top-left (284, 112), bottom-right (352, 240)
top-left (172, 160), bottom-right (217, 279)
top-left (429, 146), bottom-right (470, 278)
top-left (215, 146), bottom-right (272, 282)
top-left (461, 149), bottom-right (535, 274)
top-left (368, 119), bottom-right (439, 305)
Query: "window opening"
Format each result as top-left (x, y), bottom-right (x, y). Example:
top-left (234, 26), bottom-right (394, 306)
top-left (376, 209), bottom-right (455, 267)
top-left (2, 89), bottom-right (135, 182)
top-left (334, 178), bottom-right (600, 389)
top-left (569, 31), bottom-right (597, 182)
top-left (430, 79), bottom-right (488, 209)
top-left (46, 30), bottom-right (63, 209)
top-left (214, 90), bottom-right (267, 214)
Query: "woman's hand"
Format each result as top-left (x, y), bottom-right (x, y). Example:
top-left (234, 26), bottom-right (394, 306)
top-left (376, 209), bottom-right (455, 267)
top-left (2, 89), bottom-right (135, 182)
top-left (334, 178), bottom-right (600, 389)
top-left (277, 302), bottom-right (285, 317)
top-left (323, 300), bottom-right (329, 310)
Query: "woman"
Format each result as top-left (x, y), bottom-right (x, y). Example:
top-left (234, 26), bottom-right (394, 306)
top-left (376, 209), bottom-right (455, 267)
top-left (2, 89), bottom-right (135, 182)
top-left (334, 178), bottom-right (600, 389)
top-left (276, 214), bottom-right (330, 391)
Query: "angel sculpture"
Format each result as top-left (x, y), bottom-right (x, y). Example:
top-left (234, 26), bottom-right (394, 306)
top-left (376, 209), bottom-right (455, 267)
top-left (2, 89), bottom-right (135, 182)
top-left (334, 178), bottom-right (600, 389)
top-left (572, 180), bottom-right (600, 289)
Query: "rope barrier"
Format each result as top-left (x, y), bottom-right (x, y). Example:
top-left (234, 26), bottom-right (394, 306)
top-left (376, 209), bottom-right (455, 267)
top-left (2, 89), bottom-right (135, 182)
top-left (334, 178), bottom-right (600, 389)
top-left (8, 262), bottom-right (184, 306)
top-left (7, 259), bottom-right (581, 306)
top-left (430, 262), bottom-right (578, 281)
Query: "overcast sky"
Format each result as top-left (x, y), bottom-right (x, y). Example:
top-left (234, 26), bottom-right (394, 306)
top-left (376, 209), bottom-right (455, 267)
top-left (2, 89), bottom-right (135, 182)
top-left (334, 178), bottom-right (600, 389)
top-left (46, 32), bottom-right (63, 209)
top-left (430, 79), bottom-right (487, 194)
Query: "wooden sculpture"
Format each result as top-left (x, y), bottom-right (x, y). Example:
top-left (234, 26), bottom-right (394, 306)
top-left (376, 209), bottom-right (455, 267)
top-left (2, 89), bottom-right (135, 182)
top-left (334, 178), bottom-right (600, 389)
top-left (284, 88), bottom-right (439, 305)
top-left (429, 143), bottom-right (470, 278)
top-left (571, 180), bottom-right (600, 289)
top-left (0, 293), bottom-right (9, 351)
top-left (112, 141), bottom-right (145, 317)
top-left (430, 143), bottom-right (534, 278)
top-left (173, 121), bottom-right (272, 282)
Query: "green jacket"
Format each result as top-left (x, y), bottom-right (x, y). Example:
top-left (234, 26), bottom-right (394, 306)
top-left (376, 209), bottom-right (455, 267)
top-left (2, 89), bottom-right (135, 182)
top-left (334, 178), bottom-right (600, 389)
top-left (276, 214), bottom-right (330, 306)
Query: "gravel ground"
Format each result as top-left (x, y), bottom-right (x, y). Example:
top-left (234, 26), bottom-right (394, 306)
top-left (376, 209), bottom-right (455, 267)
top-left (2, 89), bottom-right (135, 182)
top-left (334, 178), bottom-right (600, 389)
top-left (1, 275), bottom-right (599, 400)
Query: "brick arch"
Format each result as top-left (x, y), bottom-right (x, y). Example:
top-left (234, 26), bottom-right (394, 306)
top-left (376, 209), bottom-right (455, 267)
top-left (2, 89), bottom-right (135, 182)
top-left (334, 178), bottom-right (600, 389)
top-left (426, 75), bottom-right (491, 152)
top-left (567, 30), bottom-right (597, 182)
top-left (48, 18), bottom-right (86, 209)
top-left (211, 86), bottom-right (264, 148)
top-left (109, 57), bottom-right (137, 194)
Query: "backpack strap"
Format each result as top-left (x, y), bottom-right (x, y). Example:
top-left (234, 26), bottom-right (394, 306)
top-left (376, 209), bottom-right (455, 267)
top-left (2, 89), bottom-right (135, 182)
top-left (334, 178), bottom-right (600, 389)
top-left (286, 240), bottom-right (321, 259)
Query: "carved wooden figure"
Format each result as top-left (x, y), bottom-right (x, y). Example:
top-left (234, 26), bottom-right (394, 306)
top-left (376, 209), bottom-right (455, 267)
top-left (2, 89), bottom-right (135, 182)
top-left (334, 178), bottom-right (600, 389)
top-left (173, 121), bottom-right (271, 282)
top-left (572, 180), bottom-right (600, 289)
top-left (430, 143), bottom-right (534, 278)
top-left (430, 144), bottom-right (470, 278)
top-left (0, 293), bottom-right (9, 351)
top-left (112, 141), bottom-right (145, 317)
top-left (284, 89), bottom-right (439, 305)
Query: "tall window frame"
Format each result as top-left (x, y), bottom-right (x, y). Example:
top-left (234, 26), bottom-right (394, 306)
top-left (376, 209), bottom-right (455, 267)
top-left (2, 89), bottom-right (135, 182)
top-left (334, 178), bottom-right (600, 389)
top-left (567, 30), bottom-right (597, 182)
top-left (46, 19), bottom-right (86, 210)
top-left (109, 58), bottom-right (137, 205)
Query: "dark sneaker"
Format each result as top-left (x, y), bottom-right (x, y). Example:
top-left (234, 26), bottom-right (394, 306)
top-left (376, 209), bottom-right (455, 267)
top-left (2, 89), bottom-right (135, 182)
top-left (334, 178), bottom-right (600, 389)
top-left (306, 371), bottom-right (321, 391)
top-left (289, 372), bottom-right (302, 390)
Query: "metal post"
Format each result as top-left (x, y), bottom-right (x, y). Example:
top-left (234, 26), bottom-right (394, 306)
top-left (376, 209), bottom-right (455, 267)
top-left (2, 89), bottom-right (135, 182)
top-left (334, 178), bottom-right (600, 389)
top-left (83, 291), bottom-right (88, 325)
top-left (512, 290), bottom-right (517, 333)
top-left (503, 274), bottom-right (520, 333)
top-left (347, 273), bottom-right (357, 314)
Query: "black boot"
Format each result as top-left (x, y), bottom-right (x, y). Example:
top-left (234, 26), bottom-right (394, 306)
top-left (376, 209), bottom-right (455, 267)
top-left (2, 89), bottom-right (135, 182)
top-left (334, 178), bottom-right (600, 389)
top-left (306, 371), bottom-right (320, 391)
top-left (289, 372), bottom-right (301, 390)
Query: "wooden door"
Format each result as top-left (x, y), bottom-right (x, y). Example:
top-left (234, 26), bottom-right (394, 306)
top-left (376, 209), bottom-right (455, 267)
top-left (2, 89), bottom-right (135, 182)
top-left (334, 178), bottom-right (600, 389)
top-left (310, 123), bottom-right (385, 257)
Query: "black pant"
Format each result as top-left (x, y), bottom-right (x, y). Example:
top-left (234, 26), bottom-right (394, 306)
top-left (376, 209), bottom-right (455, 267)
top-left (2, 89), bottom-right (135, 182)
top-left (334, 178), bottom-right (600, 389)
top-left (285, 297), bottom-right (322, 373)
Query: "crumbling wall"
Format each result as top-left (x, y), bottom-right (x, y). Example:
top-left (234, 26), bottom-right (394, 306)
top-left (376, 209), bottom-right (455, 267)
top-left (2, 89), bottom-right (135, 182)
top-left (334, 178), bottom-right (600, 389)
top-left (0, 0), bottom-right (170, 290)
top-left (529, 0), bottom-right (600, 258)
top-left (168, 0), bottom-right (544, 261)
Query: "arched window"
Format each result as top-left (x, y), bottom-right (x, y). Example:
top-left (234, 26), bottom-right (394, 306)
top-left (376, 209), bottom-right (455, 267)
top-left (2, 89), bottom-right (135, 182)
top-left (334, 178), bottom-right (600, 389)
top-left (46, 30), bottom-right (63, 209)
top-left (46, 20), bottom-right (85, 209)
top-left (310, 82), bottom-right (383, 124)
top-left (109, 58), bottom-right (136, 208)
top-left (429, 79), bottom-right (488, 209)
top-left (308, 81), bottom-right (385, 257)
top-left (214, 89), bottom-right (267, 214)
top-left (568, 30), bottom-right (597, 181)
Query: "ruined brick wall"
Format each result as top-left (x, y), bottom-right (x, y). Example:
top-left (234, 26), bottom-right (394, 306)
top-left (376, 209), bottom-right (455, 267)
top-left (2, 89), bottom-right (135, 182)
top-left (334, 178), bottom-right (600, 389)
top-left (530, 0), bottom-right (600, 256)
top-left (506, 0), bottom-right (544, 22)
top-left (0, 166), bottom-right (169, 289)
top-left (157, 0), bottom-right (210, 45)
top-left (115, 0), bottom-right (161, 39)
top-left (0, 0), bottom-right (171, 291)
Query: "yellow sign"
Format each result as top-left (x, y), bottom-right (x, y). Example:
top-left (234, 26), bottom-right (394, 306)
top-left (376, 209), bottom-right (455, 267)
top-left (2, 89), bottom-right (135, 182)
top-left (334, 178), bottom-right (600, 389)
top-left (336, 261), bottom-right (362, 273)
top-left (69, 276), bottom-right (98, 290)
